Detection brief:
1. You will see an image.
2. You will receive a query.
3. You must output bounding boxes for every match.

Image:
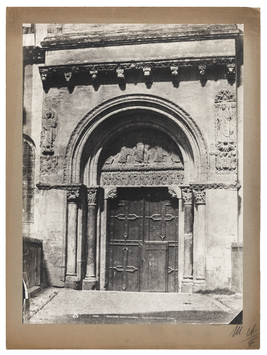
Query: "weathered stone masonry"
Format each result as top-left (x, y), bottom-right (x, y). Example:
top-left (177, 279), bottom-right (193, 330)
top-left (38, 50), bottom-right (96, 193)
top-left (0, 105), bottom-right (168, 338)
top-left (23, 24), bottom-right (243, 293)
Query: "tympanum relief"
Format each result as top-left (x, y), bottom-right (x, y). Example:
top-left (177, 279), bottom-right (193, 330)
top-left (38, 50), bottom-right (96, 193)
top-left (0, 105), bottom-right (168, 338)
top-left (100, 129), bottom-right (184, 186)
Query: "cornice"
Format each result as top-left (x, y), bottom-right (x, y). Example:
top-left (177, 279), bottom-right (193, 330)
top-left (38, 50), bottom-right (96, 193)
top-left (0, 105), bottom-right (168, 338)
top-left (41, 24), bottom-right (242, 50)
top-left (38, 56), bottom-right (235, 92)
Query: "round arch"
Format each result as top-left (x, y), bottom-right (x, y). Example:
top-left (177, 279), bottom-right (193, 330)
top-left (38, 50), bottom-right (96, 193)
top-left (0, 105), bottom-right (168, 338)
top-left (63, 94), bottom-right (208, 185)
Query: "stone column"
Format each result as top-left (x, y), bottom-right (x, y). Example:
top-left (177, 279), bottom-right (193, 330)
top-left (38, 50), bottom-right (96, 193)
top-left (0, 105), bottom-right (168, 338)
top-left (83, 187), bottom-right (98, 290)
top-left (192, 185), bottom-right (206, 286)
top-left (100, 187), bottom-right (117, 291)
top-left (181, 187), bottom-right (194, 292)
top-left (65, 187), bottom-right (80, 288)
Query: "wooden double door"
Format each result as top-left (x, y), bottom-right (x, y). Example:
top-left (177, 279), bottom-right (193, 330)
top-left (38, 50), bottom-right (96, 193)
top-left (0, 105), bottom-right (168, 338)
top-left (107, 188), bottom-right (179, 292)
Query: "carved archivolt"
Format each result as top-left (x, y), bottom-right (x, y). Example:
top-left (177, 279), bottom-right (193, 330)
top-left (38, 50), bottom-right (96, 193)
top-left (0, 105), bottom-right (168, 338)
top-left (215, 90), bottom-right (237, 173)
top-left (63, 94), bottom-right (208, 184)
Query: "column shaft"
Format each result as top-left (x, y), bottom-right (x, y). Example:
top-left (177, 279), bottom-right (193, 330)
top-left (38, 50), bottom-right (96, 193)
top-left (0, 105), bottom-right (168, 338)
top-left (184, 203), bottom-right (193, 278)
top-left (66, 201), bottom-right (78, 275)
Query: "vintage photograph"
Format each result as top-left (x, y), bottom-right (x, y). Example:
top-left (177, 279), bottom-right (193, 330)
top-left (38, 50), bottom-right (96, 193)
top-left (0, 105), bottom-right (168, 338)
top-left (22, 23), bottom-right (243, 325)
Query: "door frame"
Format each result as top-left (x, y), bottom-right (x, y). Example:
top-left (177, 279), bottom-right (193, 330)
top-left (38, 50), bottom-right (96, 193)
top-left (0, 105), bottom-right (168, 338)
top-left (99, 185), bottom-right (183, 292)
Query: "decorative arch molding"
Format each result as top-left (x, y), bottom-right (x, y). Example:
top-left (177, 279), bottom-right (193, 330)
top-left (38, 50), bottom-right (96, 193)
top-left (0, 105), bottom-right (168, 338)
top-left (63, 94), bottom-right (208, 185)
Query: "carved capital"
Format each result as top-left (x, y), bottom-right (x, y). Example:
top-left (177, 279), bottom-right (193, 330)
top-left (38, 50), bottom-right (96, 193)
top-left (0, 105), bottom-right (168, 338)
top-left (87, 187), bottom-right (98, 205)
top-left (192, 185), bottom-right (206, 205)
top-left (67, 187), bottom-right (80, 202)
top-left (181, 187), bottom-right (193, 205)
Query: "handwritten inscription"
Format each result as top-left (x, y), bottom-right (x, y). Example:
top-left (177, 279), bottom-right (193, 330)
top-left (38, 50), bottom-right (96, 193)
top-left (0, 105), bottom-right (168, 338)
top-left (229, 324), bottom-right (259, 347)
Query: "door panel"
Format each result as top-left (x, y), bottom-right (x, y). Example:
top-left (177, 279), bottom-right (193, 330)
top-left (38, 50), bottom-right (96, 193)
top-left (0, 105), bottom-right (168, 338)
top-left (107, 188), bottom-right (178, 292)
top-left (141, 243), bottom-right (167, 292)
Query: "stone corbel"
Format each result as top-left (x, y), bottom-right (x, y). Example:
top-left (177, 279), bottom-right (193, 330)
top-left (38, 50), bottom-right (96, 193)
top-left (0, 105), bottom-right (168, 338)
top-left (170, 65), bottom-right (179, 86)
top-left (226, 63), bottom-right (236, 83)
top-left (39, 68), bottom-right (50, 92)
top-left (90, 70), bottom-right (99, 90)
top-left (63, 68), bottom-right (75, 93)
top-left (168, 186), bottom-right (181, 199)
top-left (198, 64), bottom-right (207, 85)
top-left (143, 66), bottom-right (152, 87)
top-left (116, 68), bottom-right (125, 83)
top-left (104, 187), bottom-right (117, 200)
top-left (90, 70), bottom-right (98, 82)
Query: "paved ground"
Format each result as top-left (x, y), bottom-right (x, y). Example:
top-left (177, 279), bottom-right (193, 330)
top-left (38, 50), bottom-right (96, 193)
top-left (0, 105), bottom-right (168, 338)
top-left (26, 287), bottom-right (242, 325)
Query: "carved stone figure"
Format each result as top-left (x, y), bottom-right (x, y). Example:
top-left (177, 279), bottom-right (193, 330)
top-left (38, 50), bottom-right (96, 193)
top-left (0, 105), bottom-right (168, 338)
top-left (40, 156), bottom-right (58, 175)
top-left (40, 109), bottom-right (58, 155)
top-left (214, 90), bottom-right (237, 173)
top-left (102, 142), bottom-right (183, 169)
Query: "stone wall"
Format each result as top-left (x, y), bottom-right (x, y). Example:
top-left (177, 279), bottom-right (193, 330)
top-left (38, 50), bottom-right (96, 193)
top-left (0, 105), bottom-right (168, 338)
top-left (23, 24), bottom-right (243, 291)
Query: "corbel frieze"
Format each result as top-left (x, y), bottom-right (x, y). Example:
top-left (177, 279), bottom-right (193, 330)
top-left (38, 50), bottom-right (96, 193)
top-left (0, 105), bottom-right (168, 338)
top-left (38, 56), bottom-right (235, 91)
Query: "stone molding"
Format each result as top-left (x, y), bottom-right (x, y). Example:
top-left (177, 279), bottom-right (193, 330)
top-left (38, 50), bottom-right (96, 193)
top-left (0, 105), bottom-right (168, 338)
top-left (39, 56), bottom-right (235, 91)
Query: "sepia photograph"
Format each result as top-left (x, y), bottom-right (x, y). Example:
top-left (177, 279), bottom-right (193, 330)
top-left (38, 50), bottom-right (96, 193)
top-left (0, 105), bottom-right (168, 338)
top-left (21, 22), bottom-right (244, 326)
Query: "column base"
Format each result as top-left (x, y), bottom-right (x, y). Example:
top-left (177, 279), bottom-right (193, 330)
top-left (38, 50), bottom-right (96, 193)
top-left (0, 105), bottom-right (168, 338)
top-left (192, 279), bottom-right (206, 293)
top-left (82, 277), bottom-right (97, 290)
top-left (181, 278), bottom-right (193, 293)
top-left (65, 276), bottom-right (82, 290)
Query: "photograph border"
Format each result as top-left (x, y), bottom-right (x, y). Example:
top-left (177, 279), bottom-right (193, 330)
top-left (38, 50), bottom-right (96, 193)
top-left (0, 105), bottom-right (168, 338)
top-left (6, 7), bottom-right (260, 349)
